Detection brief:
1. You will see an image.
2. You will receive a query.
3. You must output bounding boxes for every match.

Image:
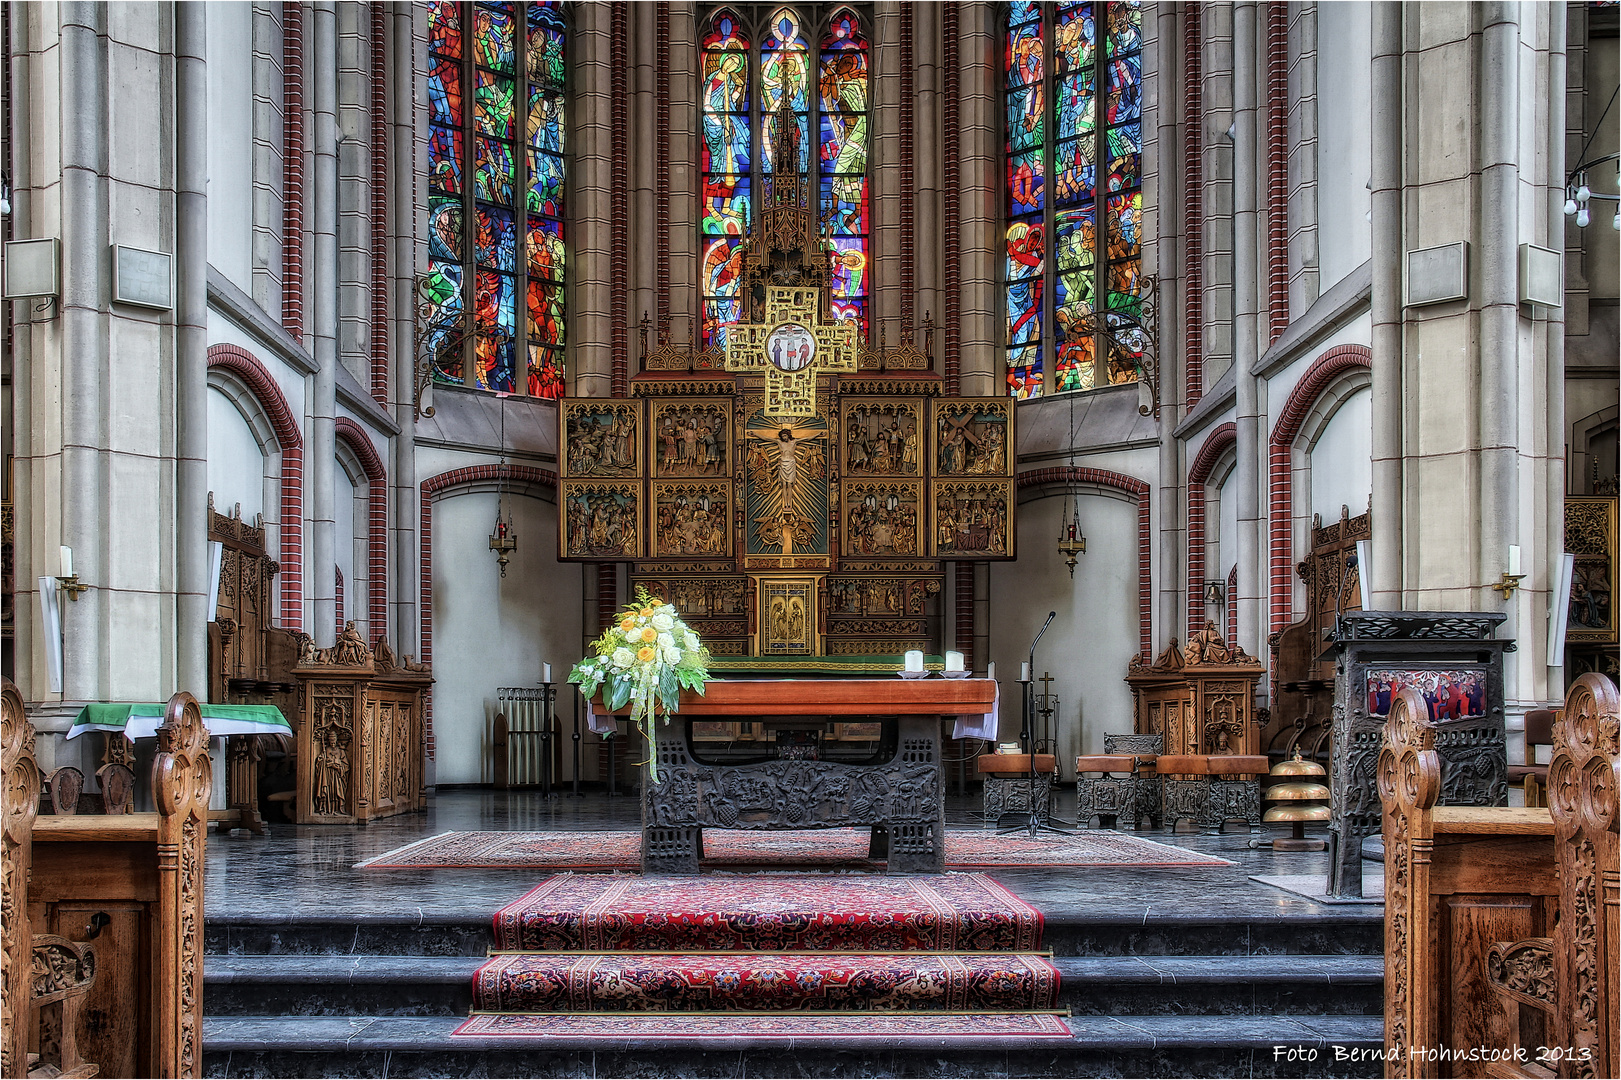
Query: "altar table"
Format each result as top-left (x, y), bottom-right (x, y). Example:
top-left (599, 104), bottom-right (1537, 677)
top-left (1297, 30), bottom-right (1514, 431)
top-left (591, 678), bottom-right (997, 874)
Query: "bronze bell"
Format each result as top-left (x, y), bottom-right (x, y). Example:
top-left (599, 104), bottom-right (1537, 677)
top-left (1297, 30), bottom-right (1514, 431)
top-left (1264, 749), bottom-right (1329, 851)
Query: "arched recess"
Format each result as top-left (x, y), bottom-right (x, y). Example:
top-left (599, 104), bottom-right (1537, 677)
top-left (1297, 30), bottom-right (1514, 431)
top-left (1186, 422), bottom-right (1237, 639)
top-left (1016, 467), bottom-right (1152, 658)
top-left (1268, 344), bottom-right (1372, 632)
top-left (208, 344), bottom-right (304, 631)
top-left (1571, 404), bottom-right (1619, 495)
top-left (334, 418), bottom-right (388, 642)
top-left (419, 464), bottom-right (559, 759)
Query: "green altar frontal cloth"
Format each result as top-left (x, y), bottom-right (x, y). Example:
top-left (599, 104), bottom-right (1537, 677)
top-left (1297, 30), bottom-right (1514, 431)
top-left (707, 655), bottom-right (947, 676)
top-left (67, 702), bottom-right (292, 742)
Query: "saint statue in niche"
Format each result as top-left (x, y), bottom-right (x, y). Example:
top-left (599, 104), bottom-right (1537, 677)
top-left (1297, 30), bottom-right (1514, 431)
top-left (313, 716), bottom-right (350, 817)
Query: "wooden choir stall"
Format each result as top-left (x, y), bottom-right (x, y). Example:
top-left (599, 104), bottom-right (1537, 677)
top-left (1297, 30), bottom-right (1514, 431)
top-left (3, 683), bottom-right (210, 1079)
top-left (1381, 673), bottom-right (1618, 1079)
top-left (592, 677), bottom-right (997, 875)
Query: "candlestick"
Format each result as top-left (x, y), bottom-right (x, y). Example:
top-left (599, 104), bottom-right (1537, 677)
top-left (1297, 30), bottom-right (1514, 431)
top-left (987, 661), bottom-right (996, 682)
top-left (543, 662), bottom-right (552, 683)
top-left (945, 650), bottom-right (965, 672)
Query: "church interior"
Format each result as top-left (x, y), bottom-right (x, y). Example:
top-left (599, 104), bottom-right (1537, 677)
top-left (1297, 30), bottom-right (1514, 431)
top-left (1, 1), bottom-right (1618, 1077)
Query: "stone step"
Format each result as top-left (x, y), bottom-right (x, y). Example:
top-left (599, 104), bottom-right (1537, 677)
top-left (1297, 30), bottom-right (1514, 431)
top-left (201, 1013), bottom-right (1385, 1078)
top-left (203, 953), bottom-right (1382, 1019)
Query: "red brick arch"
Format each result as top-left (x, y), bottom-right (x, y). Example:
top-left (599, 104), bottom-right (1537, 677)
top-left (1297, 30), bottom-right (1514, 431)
top-left (418, 464), bottom-right (559, 757)
top-left (1268, 344), bottom-right (1372, 631)
top-left (335, 418), bottom-right (388, 641)
top-left (1017, 467), bottom-right (1152, 658)
top-left (208, 344), bottom-right (304, 631)
top-left (1186, 422), bottom-right (1236, 638)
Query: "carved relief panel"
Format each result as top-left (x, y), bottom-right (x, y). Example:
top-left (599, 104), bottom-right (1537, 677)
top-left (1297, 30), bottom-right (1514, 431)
top-left (842, 480), bottom-right (923, 558)
top-left (560, 400), bottom-right (642, 478)
top-left (757, 576), bottom-right (821, 656)
top-left (652, 481), bottom-right (732, 558)
top-left (930, 398), bottom-right (1011, 477)
top-left (559, 480), bottom-right (644, 559)
top-left (930, 479), bottom-right (1015, 558)
top-left (841, 399), bottom-right (922, 477)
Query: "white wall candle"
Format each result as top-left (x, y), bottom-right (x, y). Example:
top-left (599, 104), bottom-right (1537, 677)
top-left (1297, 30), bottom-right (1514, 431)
top-left (1508, 545), bottom-right (1521, 577)
top-left (543, 662), bottom-right (552, 683)
top-left (986, 661), bottom-right (995, 682)
top-left (60, 545), bottom-right (73, 578)
top-left (904, 650), bottom-right (924, 672)
top-left (1020, 661), bottom-right (1031, 682)
top-left (945, 650), bottom-right (964, 672)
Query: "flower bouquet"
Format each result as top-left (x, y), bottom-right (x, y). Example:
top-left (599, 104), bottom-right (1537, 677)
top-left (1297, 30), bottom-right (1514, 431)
top-left (568, 586), bottom-right (711, 781)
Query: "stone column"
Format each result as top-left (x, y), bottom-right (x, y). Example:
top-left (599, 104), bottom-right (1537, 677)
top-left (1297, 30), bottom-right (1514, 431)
top-left (572, 3), bottom-right (613, 397)
top-left (1232, 2), bottom-right (1263, 658)
top-left (251, 1), bottom-right (287, 315)
top-left (1200, 4), bottom-right (1236, 388)
top-left (176, 1), bottom-right (211, 697)
top-left (666, 4), bottom-right (698, 336)
top-left (913, 3), bottom-right (943, 348)
top-left (871, 2), bottom-right (902, 340)
top-left (1286, 3), bottom-right (1319, 314)
top-left (391, 2), bottom-right (420, 647)
top-left (310, 0), bottom-right (338, 645)
top-left (1154, 2), bottom-right (1186, 646)
top-left (956, 1), bottom-right (998, 396)
top-left (1368, 0), bottom-right (1402, 607)
top-left (631, 3), bottom-right (656, 340)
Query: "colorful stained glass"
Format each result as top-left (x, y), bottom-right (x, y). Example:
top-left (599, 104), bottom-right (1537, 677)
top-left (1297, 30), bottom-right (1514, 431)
top-left (1006, 220), bottom-right (1044, 280)
top-left (474, 71), bottom-right (514, 138)
top-left (1006, 85), bottom-right (1044, 153)
top-left (1006, 19), bottom-right (1043, 89)
top-left (702, 239), bottom-right (744, 299)
top-left (828, 238), bottom-right (867, 297)
top-left (1055, 3), bottom-right (1095, 71)
top-left (703, 298), bottom-right (741, 350)
top-left (527, 215), bottom-right (564, 282)
top-left (476, 205), bottom-right (516, 272)
top-left (475, 270), bottom-right (516, 335)
top-left (472, 4), bottom-right (515, 73)
top-left (1055, 208), bottom-right (1095, 269)
top-left (474, 334), bottom-right (516, 392)
top-left (529, 86), bottom-right (564, 151)
top-left (829, 295), bottom-right (866, 336)
top-left (1105, 1), bottom-right (1143, 57)
top-left (1007, 344), bottom-right (1044, 399)
top-left (424, 260), bottom-right (463, 325)
top-left (527, 150), bottom-right (563, 215)
top-left (704, 115), bottom-right (752, 177)
top-left (428, 54), bottom-right (462, 127)
top-left (1106, 121), bottom-right (1141, 191)
top-left (1106, 190), bottom-right (1141, 248)
top-left (819, 43), bottom-right (867, 114)
top-left (529, 345), bottom-right (564, 398)
top-left (1007, 1), bottom-right (1044, 25)
top-left (761, 111), bottom-right (810, 173)
top-left (704, 51), bottom-right (750, 113)
top-left (704, 12), bottom-right (747, 51)
top-left (1007, 277), bottom-right (1043, 346)
top-left (429, 124), bottom-right (463, 194)
top-left (476, 137), bottom-right (513, 204)
top-left (1006, 151), bottom-right (1045, 216)
top-left (527, 3), bottom-right (565, 85)
top-left (1055, 323), bottom-right (1096, 391)
top-left (429, 196), bottom-right (463, 263)
top-left (1056, 71), bottom-right (1097, 141)
top-left (1057, 269), bottom-right (1095, 312)
top-left (1105, 52), bottom-right (1141, 124)
top-left (1054, 137), bottom-right (1096, 206)
top-left (1108, 259), bottom-right (1144, 314)
top-left (820, 112), bottom-right (868, 175)
top-left (702, 175), bottom-right (750, 235)
top-left (528, 280), bottom-right (564, 345)
top-left (820, 176), bottom-right (867, 235)
top-left (429, 1), bottom-right (462, 58)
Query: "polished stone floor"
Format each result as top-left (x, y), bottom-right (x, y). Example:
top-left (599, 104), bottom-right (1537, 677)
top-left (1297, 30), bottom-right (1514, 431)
top-left (206, 787), bottom-right (1379, 927)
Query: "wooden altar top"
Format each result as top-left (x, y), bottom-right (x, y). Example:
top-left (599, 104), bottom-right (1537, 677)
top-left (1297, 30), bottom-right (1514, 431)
top-left (590, 677), bottom-right (997, 718)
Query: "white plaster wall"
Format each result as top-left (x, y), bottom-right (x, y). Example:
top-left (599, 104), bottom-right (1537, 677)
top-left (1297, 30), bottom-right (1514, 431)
top-left (334, 461), bottom-right (356, 626)
top-left (989, 493), bottom-right (1140, 772)
top-left (1308, 386), bottom-right (1372, 520)
top-left (206, 1), bottom-right (256, 292)
top-left (207, 387), bottom-right (267, 520)
top-left (431, 491), bottom-right (583, 785)
top-left (1315, 1), bottom-right (1372, 290)
top-left (1218, 466), bottom-right (1238, 582)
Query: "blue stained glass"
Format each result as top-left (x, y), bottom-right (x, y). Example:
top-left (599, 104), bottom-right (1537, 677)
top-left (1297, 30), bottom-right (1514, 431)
top-left (1054, 136), bottom-right (1097, 206)
top-left (1105, 0), bottom-right (1143, 57)
top-left (1006, 85), bottom-right (1044, 154)
top-left (762, 11), bottom-right (807, 51)
top-left (1107, 190), bottom-right (1141, 247)
top-left (1056, 71), bottom-right (1096, 141)
top-left (761, 112), bottom-right (810, 173)
top-left (704, 114), bottom-right (753, 176)
top-left (472, 4), bottom-right (515, 73)
top-left (761, 50), bottom-right (810, 113)
top-left (702, 175), bottom-right (750, 236)
top-left (526, 3), bottom-right (565, 86)
top-left (1007, 276), bottom-right (1043, 346)
top-left (820, 176), bottom-right (867, 236)
top-left (528, 150), bottom-right (563, 216)
top-left (1106, 52), bottom-right (1142, 124)
top-left (475, 335), bottom-right (516, 392)
top-left (1007, 1), bottom-right (1043, 26)
top-left (475, 270), bottom-right (516, 336)
top-left (703, 298), bottom-right (742, 350)
top-left (829, 237), bottom-right (868, 297)
top-left (704, 49), bottom-right (751, 112)
top-left (428, 54), bottom-right (461, 127)
top-left (1007, 344), bottom-right (1044, 399)
top-left (429, 124), bottom-right (463, 194)
top-left (1006, 219), bottom-right (1044, 281)
top-left (819, 44), bottom-right (867, 114)
top-left (475, 70), bottom-right (515, 138)
top-left (475, 137), bottom-right (513, 204)
top-left (1006, 150), bottom-right (1045, 215)
top-left (1056, 269), bottom-right (1095, 312)
top-left (529, 86), bottom-right (564, 151)
top-left (429, 195), bottom-right (463, 262)
top-left (820, 111), bottom-right (869, 174)
top-left (476, 204), bottom-right (516, 272)
top-left (1006, 19), bottom-right (1043, 89)
top-left (1056, 3), bottom-right (1095, 71)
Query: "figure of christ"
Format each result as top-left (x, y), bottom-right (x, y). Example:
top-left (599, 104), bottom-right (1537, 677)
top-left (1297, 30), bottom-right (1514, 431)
top-left (746, 421), bottom-right (825, 554)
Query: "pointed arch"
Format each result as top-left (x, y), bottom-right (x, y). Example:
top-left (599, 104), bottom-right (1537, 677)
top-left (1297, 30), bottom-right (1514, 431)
top-left (1186, 421), bottom-right (1237, 638)
top-left (334, 418), bottom-right (389, 640)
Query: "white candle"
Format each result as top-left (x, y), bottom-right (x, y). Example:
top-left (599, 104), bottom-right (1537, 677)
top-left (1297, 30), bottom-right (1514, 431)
top-left (1020, 661), bottom-right (1031, 682)
top-left (60, 546), bottom-right (73, 578)
top-left (945, 650), bottom-right (964, 672)
top-left (904, 650), bottom-right (924, 673)
top-left (986, 661), bottom-right (996, 682)
top-left (543, 662), bottom-right (553, 683)
top-left (1508, 545), bottom-right (1521, 577)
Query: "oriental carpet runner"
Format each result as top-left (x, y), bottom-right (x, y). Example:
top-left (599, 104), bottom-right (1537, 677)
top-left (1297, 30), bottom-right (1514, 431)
top-left (362, 827), bottom-right (1231, 871)
top-left (452, 873), bottom-right (1071, 1042)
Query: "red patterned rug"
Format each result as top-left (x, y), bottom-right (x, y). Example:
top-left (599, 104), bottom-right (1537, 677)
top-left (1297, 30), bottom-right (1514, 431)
top-left (359, 827), bottom-right (1231, 871)
top-left (453, 1011), bottom-right (1073, 1040)
top-left (492, 873), bottom-right (1043, 953)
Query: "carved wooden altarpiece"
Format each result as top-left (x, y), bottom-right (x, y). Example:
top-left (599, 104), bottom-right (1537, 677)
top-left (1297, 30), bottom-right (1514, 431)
top-left (560, 99), bottom-right (1014, 660)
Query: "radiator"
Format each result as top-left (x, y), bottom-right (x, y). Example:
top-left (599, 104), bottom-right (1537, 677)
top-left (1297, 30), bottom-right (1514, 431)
top-left (494, 686), bottom-right (556, 791)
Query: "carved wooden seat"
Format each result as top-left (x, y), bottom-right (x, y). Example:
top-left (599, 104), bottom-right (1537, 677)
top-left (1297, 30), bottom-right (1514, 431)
top-left (1506, 707), bottom-right (1556, 808)
top-left (1381, 674), bottom-right (1618, 1078)
top-left (978, 754), bottom-right (1056, 825)
top-left (1103, 732), bottom-right (1163, 829)
top-left (1151, 754), bottom-right (1267, 832)
top-left (1074, 755), bottom-right (1140, 829)
top-left (28, 934), bottom-right (98, 1078)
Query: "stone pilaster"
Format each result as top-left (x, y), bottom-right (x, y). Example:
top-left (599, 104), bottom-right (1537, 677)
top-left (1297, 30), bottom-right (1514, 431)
top-left (251, 1), bottom-right (287, 316)
top-left (310, 0), bottom-right (338, 645)
top-left (1286, 3), bottom-right (1319, 315)
top-left (665, 3), bottom-right (697, 336)
top-left (1232, 3), bottom-right (1263, 660)
top-left (871, 3), bottom-right (902, 341)
top-left (390, 1), bottom-right (420, 649)
top-left (956, 1), bottom-right (997, 397)
top-left (572, 2), bottom-right (613, 397)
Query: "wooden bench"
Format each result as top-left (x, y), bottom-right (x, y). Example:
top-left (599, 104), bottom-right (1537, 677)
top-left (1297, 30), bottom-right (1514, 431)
top-left (1381, 674), bottom-right (1618, 1079)
top-left (3, 682), bottom-right (209, 1079)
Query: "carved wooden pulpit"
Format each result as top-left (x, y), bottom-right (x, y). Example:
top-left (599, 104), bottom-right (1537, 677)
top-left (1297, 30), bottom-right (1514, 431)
top-left (1125, 624), bottom-right (1266, 758)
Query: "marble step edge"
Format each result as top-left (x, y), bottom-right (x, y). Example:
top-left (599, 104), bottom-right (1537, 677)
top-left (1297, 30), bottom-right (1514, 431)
top-left (203, 953), bottom-right (1382, 985)
top-left (202, 1012), bottom-right (1385, 1052)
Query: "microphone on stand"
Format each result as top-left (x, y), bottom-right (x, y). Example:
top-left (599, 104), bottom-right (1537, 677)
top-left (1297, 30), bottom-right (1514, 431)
top-left (1030, 610), bottom-right (1057, 659)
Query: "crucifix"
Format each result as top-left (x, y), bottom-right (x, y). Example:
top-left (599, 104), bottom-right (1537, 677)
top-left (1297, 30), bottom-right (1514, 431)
top-left (1036, 672), bottom-right (1058, 754)
top-left (724, 284), bottom-right (859, 419)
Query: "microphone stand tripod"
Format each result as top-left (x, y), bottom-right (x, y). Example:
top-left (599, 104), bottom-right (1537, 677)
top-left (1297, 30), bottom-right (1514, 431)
top-left (998, 611), bottom-right (1074, 839)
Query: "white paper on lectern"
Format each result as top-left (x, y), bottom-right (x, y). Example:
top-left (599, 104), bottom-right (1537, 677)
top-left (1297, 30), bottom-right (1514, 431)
top-left (38, 576), bottom-right (63, 693)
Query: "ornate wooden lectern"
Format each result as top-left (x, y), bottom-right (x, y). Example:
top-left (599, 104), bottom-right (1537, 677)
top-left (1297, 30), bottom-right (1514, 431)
top-left (592, 678), bottom-right (996, 874)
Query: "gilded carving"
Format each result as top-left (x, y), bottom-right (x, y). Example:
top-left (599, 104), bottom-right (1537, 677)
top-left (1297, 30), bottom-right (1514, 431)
top-left (559, 480), bottom-right (643, 559)
top-left (931, 399), bottom-right (1011, 477)
top-left (652, 481), bottom-right (732, 557)
top-left (842, 400), bottom-right (922, 477)
top-left (651, 400), bottom-right (731, 477)
top-left (842, 481), bottom-right (923, 558)
top-left (930, 479), bottom-right (1014, 558)
top-left (560, 400), bottom-right (642, 478)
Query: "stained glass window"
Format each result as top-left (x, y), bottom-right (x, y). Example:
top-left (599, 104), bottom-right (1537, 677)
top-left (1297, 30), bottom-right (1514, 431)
top-left (428, 1), bottom-right (567, 397)
top-left (701, 7), bottom-right (870, 350)
top-left (1003, 1), bottom-right (1144, 399)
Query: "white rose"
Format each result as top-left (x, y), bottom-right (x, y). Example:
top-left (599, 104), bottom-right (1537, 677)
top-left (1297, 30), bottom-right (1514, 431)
top-left (684, 631), bottom-right (700, 650)
top-left (663, 646), bottom-right (681, 664)
top-left (611, 647), bottom-right (634, 669)
top-left (657, 632), bottom-right (674, 649)
top-left (651, 611), bottom-right (675, 631)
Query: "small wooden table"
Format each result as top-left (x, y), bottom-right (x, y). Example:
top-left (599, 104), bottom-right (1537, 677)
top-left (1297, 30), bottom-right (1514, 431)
top-left (593, 678), bottom-right (997, 874)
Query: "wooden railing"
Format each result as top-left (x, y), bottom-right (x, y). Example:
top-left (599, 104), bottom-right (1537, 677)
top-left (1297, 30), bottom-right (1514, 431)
top-left (1381, 673), bottom-right (1618, 1079)
top-left (1, 682), bottom-right (209, 1079)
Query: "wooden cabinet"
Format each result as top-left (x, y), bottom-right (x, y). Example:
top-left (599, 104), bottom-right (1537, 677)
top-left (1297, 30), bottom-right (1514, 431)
top-left (1125, 628), bottom-right (1265, 758)
top-left (292, 630), bottom-right (432, 825)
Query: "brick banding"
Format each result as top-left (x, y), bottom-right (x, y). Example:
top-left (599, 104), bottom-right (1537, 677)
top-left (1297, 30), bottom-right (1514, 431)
top-left (283, 1), bottom-right (306, 338)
